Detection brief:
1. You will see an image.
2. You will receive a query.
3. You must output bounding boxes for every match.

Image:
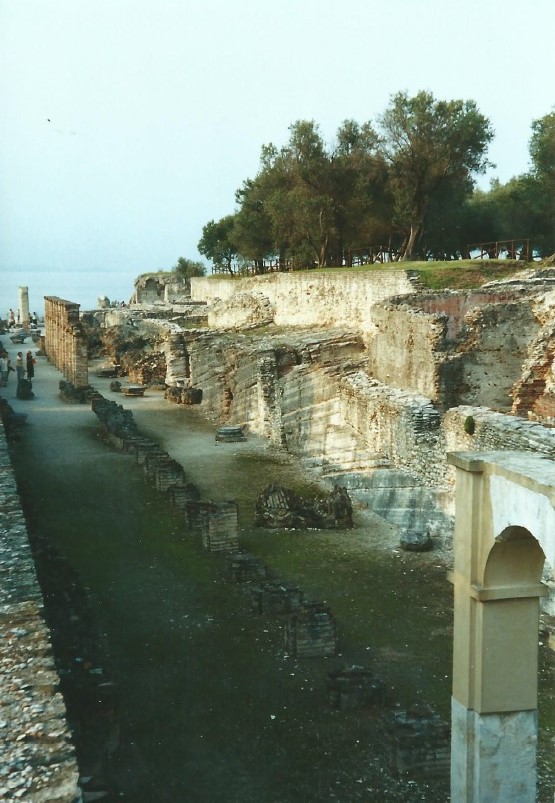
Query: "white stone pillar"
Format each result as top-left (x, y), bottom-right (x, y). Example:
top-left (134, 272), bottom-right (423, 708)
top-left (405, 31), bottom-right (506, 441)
top-left (451, 698), bottom-right (537, 803)
top-left (18, 286), bottom-right (30, 329)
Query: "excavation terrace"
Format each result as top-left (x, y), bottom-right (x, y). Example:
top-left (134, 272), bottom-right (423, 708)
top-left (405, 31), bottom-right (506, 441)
top-left (1, 266), bottom-right (555, 801)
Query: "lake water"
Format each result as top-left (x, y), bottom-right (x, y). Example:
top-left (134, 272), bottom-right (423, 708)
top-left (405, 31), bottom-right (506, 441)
top-left (1, 267), bottom-right (138, 316)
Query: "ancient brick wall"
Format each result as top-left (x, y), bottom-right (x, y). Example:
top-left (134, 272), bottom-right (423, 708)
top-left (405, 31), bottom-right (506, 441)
top-left (44, 296), bottom-right (89, 388)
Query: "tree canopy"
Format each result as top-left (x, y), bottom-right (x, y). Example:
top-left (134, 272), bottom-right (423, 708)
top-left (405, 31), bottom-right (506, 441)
top-left (173, 256), bottom-right (206, 280)
top-left (378, 91), bottom-right (494, 259)
top-left (198, 94), bottom-right (553, 272)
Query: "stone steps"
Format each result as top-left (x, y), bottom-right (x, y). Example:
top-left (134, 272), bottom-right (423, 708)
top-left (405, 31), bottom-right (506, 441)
top-left (325, 468), bottom-right (454, 539)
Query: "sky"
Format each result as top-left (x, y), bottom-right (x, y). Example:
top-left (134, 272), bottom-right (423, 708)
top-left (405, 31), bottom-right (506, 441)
top-left (1, 0), bottom-right (554, 310)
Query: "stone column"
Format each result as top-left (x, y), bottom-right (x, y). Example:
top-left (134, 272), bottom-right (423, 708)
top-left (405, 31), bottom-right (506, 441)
top-left (18, 286), bottom-right (30, 330)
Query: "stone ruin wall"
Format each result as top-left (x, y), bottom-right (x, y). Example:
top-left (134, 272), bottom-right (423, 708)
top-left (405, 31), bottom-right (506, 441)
top-left (44, 296), bottom-right (89, 388)
top-left (186, 330), bottom-right (370, 463)
top-left (193, 273), bottom-right (548, 416)
top-left (367, 303), bottom-right (447, 401)
top-left (367, 294), bottom-right (540, 412)
top-left (191, 270), bottom-right (420, 333)
top-left (0, 423), bottom-right (80, 800)
top-left (150, 271), bottom-right (555, 531)
top-left (131, 274), bottom-right (189, 305)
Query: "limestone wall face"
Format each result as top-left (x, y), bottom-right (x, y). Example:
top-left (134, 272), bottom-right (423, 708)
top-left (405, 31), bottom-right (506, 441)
top-left (208, 292), bottom-right (275, 330)
top-left (454, 302), bottom-right (538, 412)
top-left (192, 275), bottom-right (543, 415)
top-left (367, 304), bottom-right (446, 400)
top-left (191, 270), bottom-right (419, 331)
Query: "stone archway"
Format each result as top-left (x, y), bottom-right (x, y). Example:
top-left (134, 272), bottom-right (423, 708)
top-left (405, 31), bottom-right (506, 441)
top-left (448, 450), bottom-right (555, 803)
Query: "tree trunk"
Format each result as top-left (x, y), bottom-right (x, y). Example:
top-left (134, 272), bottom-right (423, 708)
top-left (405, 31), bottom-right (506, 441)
top-left (402, 223), bottom-right (420, 261)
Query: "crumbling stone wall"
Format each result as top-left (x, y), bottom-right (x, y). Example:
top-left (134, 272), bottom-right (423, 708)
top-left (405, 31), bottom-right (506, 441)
top-left (208, 292), bottom-right (275, 330)
top-left (454, 301), bottom-right (538, 412)
top-left (339, 372), bottom-right (445, 489)
top-left (187, 332), bottom-right (282, 442)
top-left (368, 303), bottom-right (447, 401)
top-left (368, 293), bottom-right (539, 412)
top-left (0, 423), bottom-right (80, 800)
top-left (191, 270), bottom-right (420, 331)
top-left (511, 290), bottom-right (555, 423)
top-left (44, 296), bottom-right (89, 388)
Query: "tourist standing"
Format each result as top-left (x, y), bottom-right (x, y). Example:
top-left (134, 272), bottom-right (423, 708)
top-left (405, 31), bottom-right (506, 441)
top-left (0, 352), bottom-right (8, 386)
top-left (15, 352), bottom-right (25, 383)
top-left (8, 309), bottom-right (15, 328)
top-left (26, 351), bottom-right (35, 380)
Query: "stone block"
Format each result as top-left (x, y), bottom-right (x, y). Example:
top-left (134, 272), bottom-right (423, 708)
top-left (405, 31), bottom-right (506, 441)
top-left (168, 482), bottom-right (200, 510)
top-left (399, 528), bottom-right (433, 552)
top-left (327, 665), bottom-right (386, 710)
top-left (251, 582), bottom-right (304, 615)
top-left (215, 425), bottom-right (246, 443)
top-left (199, 501), bottom-right (239, 552)
top-left (386, 704), bottom-right (450, 778)
top-left (284, 602), bottom-right (337, 658)
top-left (135, 442), bottom-right (164, 465)
top-left (155, 461), bottom-right (185, 493)
top-left (226, 551), bottom-right (266, 583)
top-left (143, 452), bottom-right (171, 482)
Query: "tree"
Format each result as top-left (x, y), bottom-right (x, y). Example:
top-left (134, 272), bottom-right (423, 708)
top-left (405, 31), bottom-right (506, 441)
top-left (265, 120), bottom-right (336, 268)
top-left (330, 119), bottom-right (392, 262)
top-left (379, 91), bottom-right (494, 260)
top-left (233, 177), bottom-right (276, 271)
top-left (467, 111), bottom-right (555, 258)
top-left (198, 215), bottom-right (239, 274)
top-left (528, 110), bottom-right (555, 255)
top-left (529, 110), bottom-right (555, 179)
top-left (173, 256), bottom-right (206, 280)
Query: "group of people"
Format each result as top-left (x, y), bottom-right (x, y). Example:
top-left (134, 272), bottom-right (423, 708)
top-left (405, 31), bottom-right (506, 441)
top-left (0, 350), bottom-right (36, 387)
top-left (6, 309), bottom-right (39, 329)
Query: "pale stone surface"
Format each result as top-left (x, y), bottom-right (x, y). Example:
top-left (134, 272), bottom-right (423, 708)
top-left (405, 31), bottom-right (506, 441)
top-left (208, 291), bottom-right (275, 330)
top-left (18, 285), bottom-right (30, 328)
top-left (451, 697), bottom-right (537, 803)
top-left (191, 270), bottom-right (418, 331)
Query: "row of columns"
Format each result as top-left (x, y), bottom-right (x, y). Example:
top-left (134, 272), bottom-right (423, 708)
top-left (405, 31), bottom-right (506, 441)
top-left (44, 297), bottom-right (89, 388)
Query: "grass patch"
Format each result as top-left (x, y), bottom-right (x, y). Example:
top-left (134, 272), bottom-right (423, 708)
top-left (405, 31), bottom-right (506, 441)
top-left (313, 259), bottom-right (528, 289)
top-left (409, 259), bottom-right (529, 290)
top-left (208, 260), bottom-right (530, 291)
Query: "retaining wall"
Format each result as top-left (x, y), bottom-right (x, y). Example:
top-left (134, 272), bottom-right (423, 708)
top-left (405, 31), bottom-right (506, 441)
top-left (190, 270), bottom-right (419, 332)
top-left (0, 423), bottom-right (80, 801)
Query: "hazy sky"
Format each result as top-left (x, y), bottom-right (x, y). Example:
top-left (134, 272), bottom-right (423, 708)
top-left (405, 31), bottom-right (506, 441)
top-left (1, 0), bottom-right (554, 306)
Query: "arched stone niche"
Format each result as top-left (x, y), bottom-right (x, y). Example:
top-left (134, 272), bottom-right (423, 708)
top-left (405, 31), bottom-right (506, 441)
top-left (448, 450), bottom-right (553, 803)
